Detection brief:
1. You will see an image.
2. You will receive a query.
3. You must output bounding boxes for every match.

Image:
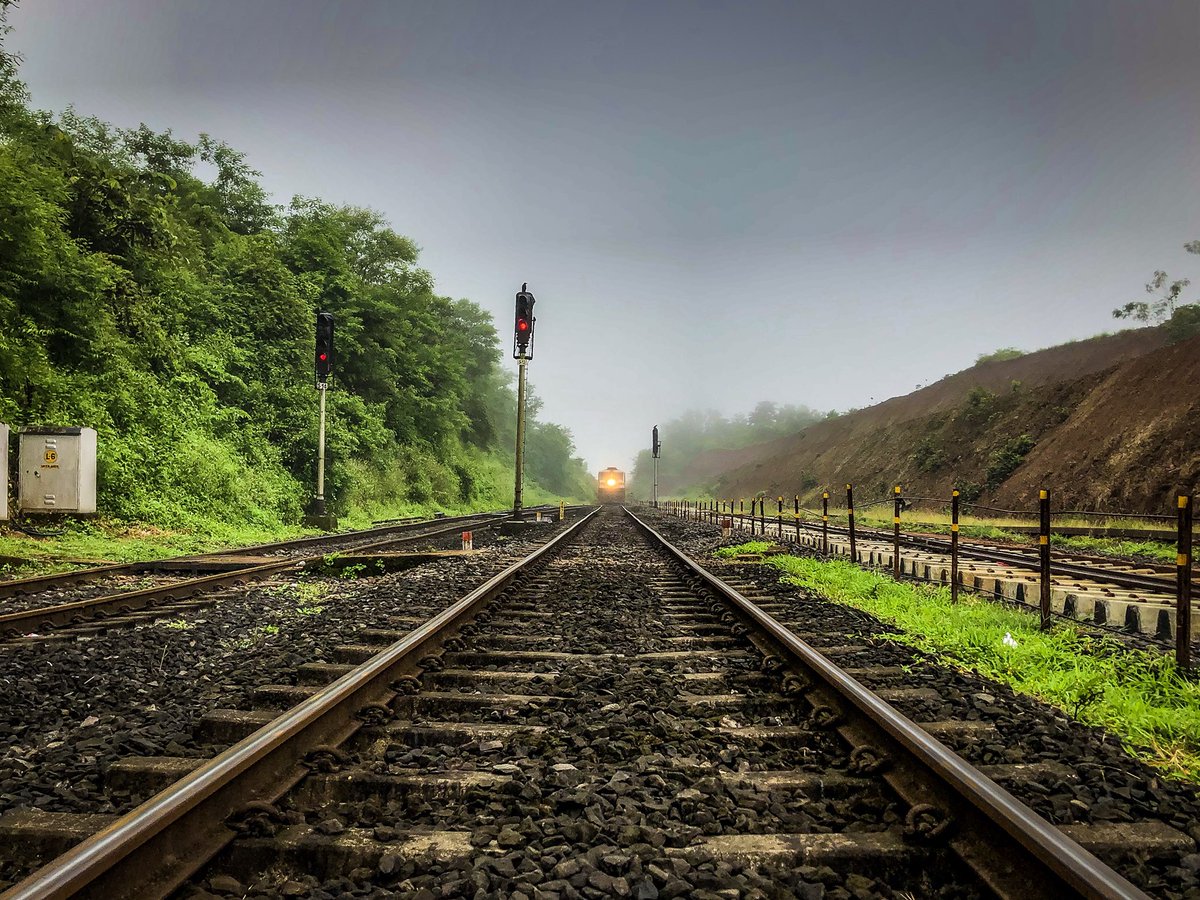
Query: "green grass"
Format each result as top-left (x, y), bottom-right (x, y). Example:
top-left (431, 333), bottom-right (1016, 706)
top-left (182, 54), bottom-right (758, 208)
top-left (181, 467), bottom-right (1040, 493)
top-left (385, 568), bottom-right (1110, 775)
top-left (1051, 534), bottom-right (1179, 564)
top-left (0, 518), bottom-right (315, 578)
top-left (716, 542), bottom-right (1200, 782)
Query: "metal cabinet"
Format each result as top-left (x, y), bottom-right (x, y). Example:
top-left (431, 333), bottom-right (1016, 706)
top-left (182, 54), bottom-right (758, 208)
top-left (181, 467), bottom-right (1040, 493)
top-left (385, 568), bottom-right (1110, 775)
top-left (18, 426), bottom-right (97, 514)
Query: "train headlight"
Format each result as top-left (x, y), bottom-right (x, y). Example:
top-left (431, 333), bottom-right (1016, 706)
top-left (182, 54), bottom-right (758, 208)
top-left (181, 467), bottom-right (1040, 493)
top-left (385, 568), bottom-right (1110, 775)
top-left (607, 479), bottom-right (616, 486)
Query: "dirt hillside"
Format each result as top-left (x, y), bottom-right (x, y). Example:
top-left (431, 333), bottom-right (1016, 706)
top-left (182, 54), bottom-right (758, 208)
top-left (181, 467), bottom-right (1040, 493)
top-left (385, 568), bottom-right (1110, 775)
top-left (666, 328), bottom-right (1198, 514)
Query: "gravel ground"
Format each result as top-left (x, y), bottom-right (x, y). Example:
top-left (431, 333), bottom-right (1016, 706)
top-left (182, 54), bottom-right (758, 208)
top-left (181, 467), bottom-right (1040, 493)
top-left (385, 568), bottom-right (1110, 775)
top-left (0, 517), bottom-right (575, 891)
top-left (187, 508), bottom-right (984, 900)
top-left (644, 508), bottom-right (1200, 899)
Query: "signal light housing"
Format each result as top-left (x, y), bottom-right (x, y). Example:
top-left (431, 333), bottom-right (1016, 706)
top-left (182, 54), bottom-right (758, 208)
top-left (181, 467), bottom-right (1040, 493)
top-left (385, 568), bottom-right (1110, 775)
top-left (315, 312), bottom-right (334, 383)
top-left (514, 286), bottom-right (536, 358)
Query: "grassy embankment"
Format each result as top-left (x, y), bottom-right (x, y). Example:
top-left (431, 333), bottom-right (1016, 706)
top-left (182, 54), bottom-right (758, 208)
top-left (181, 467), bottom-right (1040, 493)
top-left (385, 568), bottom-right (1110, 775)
top-left (715, 540), bottom-right (1200, 782)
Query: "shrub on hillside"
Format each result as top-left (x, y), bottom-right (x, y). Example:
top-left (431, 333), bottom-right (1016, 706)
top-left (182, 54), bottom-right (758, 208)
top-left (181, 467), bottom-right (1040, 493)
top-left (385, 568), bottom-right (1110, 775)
top-left (986, 434), bottom-right (1036, 488)
top-left (975, 347), bottom-right (1025, 365)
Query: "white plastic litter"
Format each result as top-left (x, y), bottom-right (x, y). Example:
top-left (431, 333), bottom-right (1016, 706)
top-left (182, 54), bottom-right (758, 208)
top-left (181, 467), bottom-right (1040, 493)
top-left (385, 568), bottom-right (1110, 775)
top-left (1002, 632), bottom-right (1018, 648)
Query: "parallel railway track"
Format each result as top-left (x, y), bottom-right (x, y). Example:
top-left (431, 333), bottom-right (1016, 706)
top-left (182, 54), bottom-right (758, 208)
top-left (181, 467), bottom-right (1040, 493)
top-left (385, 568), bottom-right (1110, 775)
top-left (714, 510), bottom-right (1184, 595)
top-left (0, 508), bottom-right (568, 638)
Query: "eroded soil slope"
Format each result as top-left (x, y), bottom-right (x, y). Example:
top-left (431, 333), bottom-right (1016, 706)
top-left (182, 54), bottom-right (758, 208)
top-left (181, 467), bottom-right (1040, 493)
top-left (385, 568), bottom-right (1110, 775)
top-left (670, 328), bottom-right (1198, 513)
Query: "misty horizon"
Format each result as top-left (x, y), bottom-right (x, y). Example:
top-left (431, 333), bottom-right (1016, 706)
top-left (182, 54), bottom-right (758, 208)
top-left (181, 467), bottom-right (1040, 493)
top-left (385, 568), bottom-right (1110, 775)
top-left (8, 1), bottom-right (1199, 472)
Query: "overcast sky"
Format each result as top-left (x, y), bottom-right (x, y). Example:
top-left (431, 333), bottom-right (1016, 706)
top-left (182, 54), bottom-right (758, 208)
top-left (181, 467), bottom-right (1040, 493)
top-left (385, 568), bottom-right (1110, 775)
top-left (8, 1), bottom-right (1199, 472)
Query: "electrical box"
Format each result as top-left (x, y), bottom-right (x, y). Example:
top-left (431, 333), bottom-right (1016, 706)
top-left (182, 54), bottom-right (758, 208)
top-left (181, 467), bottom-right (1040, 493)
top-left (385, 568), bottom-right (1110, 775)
top-left (19, 426), bottom-right (97, 515)
top-left (0, 423), bottom-right (8, 521)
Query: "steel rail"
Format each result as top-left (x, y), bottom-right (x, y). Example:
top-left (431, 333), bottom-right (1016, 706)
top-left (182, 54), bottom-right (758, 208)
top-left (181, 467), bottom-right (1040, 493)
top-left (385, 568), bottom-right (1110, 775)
top-left (0, 507), bottom-right (556, 599)
top-left (3, 506), bottom-right (601, 900)
top-left (0, 513), bottom-right (516, 636)
top-left (626, 508), bottom-right (1149, 900)
top-left (718, 509), bottom-right (1182, 594)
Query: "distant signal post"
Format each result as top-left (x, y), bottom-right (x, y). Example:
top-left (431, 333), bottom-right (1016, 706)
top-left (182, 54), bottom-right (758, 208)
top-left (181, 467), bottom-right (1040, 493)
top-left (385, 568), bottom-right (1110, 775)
top-left (652, 425), bottom-right (661, 508)
top-left (512, 284), bottom-right (536, 519)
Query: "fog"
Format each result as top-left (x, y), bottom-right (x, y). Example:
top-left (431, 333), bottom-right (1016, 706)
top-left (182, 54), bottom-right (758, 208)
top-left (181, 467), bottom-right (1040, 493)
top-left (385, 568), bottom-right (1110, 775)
top-left (10, 1), bottom-right (1199, 472)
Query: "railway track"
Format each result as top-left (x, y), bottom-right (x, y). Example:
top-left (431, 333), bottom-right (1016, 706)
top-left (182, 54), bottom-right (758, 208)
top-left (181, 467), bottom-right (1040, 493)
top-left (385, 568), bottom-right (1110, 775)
top-left (3, 507), bottom-right (1191, 898)
top-left (0, 508), bottom-right (566, 638)
top-left (703, 508), bottom-right (1194, 641)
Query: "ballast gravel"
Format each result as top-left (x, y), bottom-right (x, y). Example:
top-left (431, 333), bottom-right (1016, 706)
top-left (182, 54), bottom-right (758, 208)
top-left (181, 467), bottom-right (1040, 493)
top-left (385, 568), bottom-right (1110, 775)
top-left (647, 508), bottom-right (1200, 899)
top-left (189, 510), bottom-right (984, 900)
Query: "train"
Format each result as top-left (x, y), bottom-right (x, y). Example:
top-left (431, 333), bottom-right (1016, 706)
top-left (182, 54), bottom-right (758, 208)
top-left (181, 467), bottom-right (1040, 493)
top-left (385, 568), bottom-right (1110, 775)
top-left (596, 467), bottom-right (626, 503)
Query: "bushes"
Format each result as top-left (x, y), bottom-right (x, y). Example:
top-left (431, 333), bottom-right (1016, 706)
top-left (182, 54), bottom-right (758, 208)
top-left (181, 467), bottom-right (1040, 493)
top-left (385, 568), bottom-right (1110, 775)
top-left (975, 347), bottom-right (1025, 365)
top-left (986, 434), bottom-right (1036, 488)
top-left (0, 37), bottom-right (591, 530)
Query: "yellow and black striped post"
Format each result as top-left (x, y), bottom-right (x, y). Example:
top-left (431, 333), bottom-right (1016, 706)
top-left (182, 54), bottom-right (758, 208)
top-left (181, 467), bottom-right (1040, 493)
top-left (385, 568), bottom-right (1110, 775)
top-left (846, 484), bottom-right (856, 563)
top-left (822, 491), bottom-right (829, 556)
top-left (1177, 494), bottom-right (1193, 669)
top-left (1039, 489), bottom-right (1052, 631)
top-left (892, 485), bottom-right (902, 579)
top-left (950, 489), bottom-right (960, 603)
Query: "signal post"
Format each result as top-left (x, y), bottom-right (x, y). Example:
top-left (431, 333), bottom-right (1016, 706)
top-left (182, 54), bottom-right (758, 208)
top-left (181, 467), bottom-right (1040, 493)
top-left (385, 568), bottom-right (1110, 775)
top-left (652, 425), bottom-right (661, 508)
top-left (512, 284), bottom-right (536, 520)
top-left (306, 311), bottom-right (337, 530)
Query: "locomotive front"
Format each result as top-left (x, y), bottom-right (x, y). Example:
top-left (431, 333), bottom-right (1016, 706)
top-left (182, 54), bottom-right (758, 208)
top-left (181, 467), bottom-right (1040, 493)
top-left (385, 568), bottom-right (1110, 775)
top-left (596, 467), bottom-right (626, 503)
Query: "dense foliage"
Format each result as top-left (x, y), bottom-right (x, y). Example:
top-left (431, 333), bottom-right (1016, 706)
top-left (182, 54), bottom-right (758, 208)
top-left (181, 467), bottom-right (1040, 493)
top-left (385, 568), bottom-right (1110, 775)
top-left (629, 402), bottom-right (825, 497)
top-left (0, 15), bottom-right (591, 529)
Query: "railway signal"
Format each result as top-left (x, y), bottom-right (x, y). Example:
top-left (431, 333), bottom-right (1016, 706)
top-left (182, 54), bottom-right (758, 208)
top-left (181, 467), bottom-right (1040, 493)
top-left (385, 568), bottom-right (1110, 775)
top-left (315, 312), bottom-right (334, 383)
top-left (513, 284), bottom-right (536, 518)
top-left (514, 285), bottom-right (536, 358)
top-left (307, 312), bottom-right (336, 529)
top-left (651, 425), bottom-right (661, 508)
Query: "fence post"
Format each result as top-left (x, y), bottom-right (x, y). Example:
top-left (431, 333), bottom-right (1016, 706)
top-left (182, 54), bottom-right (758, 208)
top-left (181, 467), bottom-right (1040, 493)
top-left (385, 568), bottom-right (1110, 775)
top-left (1177, 494), bottom-right (1194, 669)
top-left (749, 498), bottom-right (756, 535)
top-left (846, 484), bottom-right (856, 563)
top-left (760, 496), bottom-right (766, 535)
top-left (893, 485), bottom-right (902, 579)
top-left (777, 496), bottom-right (783, 540)
top-left (794, 495), bottom-right (801, 542)
top-left (822, 491), bottom-right (829, 556)
top-left (1039, 489), bottom-right (1052, 631)
top-left (951, 489), bottom-right (960, 603)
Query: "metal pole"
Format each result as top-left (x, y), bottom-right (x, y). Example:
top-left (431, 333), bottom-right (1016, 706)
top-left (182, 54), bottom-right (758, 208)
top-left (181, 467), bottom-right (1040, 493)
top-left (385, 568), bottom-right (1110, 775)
top-left (749, 498), bottom-right (756, 536)
top-left (513, 355), bottom-right (528, 518)
top-left (760, 496), bottom-right (766, 534)
top-left (846, 484), bottom-right (856, 563)
top-left (893, 485), bottom-right (902, 579)
top-left (1039, 489), bottom-right (1051, 631)
top-left (777, 496), bottom-right (783, 540)
top-left (653, 457), bottom-right (659, 508)
top-left (822, 491), bottom-right (829, 556)
top-left (1177, 494), bottom-right (1194, 669)
top-left (794, 495), bottom-right (801, 542)
top-left (951, 489), bottom-right (960, 603)
top-left (314, 382), bottom-right (327, 515)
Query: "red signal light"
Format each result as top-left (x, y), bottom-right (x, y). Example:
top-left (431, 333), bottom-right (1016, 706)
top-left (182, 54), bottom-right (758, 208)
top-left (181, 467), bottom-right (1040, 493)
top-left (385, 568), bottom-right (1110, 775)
top-left (319, 352), bottom-right (328, 361)
top-left (518, 320), bottom-right (528, 331)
